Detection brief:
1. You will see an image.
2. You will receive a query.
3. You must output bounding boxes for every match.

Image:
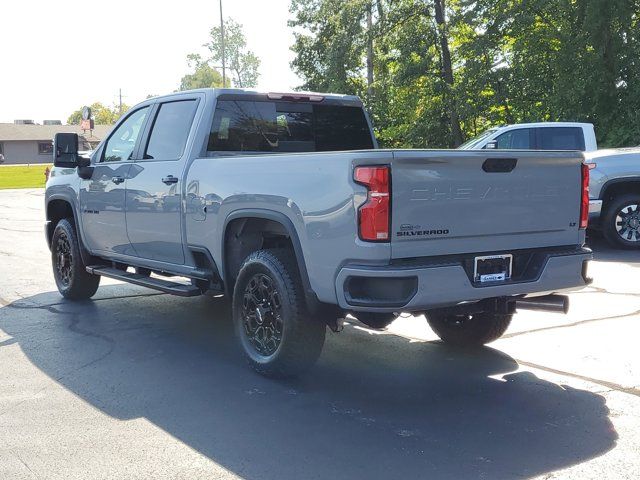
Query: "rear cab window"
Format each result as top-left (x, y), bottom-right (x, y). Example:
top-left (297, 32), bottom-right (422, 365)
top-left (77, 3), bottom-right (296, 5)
top-left (208, 99), bottom-right (374, 153)
top-left (537, 127), bottom-right (585, 151)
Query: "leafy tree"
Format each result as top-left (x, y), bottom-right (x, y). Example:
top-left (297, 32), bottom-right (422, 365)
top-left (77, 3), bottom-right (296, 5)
top-left (204, 19), bottom-right (260, 88)
top-left (181, 19), bottom-right (259, 90)
top-left (290, 0), bottom-right (466, 147)
top-left (199, 18), bottom-right (260, 88)
top-left (179, 54), bottom-right (226, 90)
top-left (67, 102), bottom-right (130, 125)
top-left (290, 0), bottom-right (640, 148)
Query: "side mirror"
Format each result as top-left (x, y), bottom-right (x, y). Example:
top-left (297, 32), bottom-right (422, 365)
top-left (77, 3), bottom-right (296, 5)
top-left (485, 140), bottom-right (498, 150)
top-left (53, 133), bottom-right (79, 167)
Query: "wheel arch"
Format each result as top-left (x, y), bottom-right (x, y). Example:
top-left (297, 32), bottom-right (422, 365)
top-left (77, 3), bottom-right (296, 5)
top-left (600, 178), bottom-right (640, 204)
top-left (46, 196), bottom-right (77, 249)
top-left (221, 209), bottom-right (319, 312)
top-left (46, 194), bottom-right (98, 265)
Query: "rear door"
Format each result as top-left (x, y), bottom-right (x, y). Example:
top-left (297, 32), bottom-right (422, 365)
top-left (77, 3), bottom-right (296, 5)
top-left (125, 98), bottom-right (199, 264)
top-left (390, 150), bottom-right (584, 259)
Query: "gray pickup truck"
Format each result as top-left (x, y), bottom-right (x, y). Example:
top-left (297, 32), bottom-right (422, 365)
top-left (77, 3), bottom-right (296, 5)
top-left (585, 148), bottom-right (640, 249)
top-left (45, 88), bottom-right (592, 376)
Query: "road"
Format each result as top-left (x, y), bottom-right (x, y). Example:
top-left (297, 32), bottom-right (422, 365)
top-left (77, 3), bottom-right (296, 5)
top-left (0, 188), bottom-right (639, 480)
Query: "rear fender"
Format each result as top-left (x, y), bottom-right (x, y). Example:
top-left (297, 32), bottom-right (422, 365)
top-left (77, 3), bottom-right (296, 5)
top-left (222, 209), bottom-right (320, 312)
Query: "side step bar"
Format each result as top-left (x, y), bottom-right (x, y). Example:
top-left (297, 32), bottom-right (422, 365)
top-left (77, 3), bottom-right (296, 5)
top-left (86, 266), bottom-right (203, 297)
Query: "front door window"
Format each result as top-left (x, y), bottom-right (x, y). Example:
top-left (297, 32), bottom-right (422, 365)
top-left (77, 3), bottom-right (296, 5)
top-left (103, 107), bottom-right (149, 162)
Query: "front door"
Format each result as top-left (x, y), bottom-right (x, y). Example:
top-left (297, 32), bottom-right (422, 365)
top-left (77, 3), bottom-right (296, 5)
top-left (125, 99), bottom-right (199, 265)
top-left (80, 106), bottom-right (150, 255)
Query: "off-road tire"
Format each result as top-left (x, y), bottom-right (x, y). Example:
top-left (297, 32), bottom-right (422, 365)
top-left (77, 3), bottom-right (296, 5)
top-left (51, 218), bottom-right (100, 299)
top-left (232, 249), bottom-right (326, 377)
top-left (602, 193), bottom-right (640, 249)
top-left (426, 311), bottom-right (513, 347)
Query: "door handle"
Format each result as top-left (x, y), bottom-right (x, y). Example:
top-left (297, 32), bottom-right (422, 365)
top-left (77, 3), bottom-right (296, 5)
top-left (111, 176), bottom-right (125, 184)
top-left (162, 175), bottom-right (179, 185)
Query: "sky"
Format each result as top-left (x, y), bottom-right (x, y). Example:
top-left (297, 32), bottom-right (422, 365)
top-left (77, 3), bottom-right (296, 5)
top-left (0, 0), bottom-right (302, 123)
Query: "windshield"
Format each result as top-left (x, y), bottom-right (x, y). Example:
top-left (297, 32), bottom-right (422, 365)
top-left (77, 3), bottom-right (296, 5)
top-left (458, 128), bottom-right (499, 150)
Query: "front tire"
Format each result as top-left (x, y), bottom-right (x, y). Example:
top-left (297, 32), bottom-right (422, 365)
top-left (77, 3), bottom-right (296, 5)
top-left (51, 218), bottom-right (100, 299)
top-left (232, 249), bottom-right (326, 377)
top-left (602, 193), bottom-right (640, 249)
top-left (426, 311), bottom-right (512, 347)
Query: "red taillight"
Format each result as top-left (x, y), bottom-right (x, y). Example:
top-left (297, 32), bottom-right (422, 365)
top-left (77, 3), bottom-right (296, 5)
top-left (354, 166), bottom-right (390, 241)
top-left (580, 163), bottom-right (590, 229)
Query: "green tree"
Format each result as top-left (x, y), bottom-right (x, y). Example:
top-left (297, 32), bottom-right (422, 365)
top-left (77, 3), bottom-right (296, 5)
top-left (290, 0), bottom-right (465, 147)
top-left (67, 102), bottom-right (130, 125)
top-left (204, 18), bottom-right (261, 88)
top-left (290, 0), bottom-right (640, 148)
top-left (181, 19), bottom-right (259, 90)
top-left (179, 54), bottom-right (226, 90)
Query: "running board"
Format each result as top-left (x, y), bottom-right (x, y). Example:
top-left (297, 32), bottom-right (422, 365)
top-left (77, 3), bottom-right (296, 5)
top-left (86, 266), bottom-right (203, 297)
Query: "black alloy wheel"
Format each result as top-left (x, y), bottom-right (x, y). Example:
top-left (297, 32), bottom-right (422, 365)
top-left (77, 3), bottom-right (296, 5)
top-left (55, 231), bottom-right (73, 287)
top-left (232, 249), bottom-right (326, 377)
top-left (241, 273), bottom-right (284, 356)
top-left (51, 218), bottom-right (100, 299)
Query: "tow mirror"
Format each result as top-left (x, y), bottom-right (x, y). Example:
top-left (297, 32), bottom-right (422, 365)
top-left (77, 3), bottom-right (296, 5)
top-left (485, 140), bottom-right (498, 150)
top-left (53, 133), bottom-right (79, 167)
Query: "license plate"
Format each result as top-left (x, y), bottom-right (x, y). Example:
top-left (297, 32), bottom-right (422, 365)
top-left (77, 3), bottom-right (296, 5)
top-left (474, 254), bottom-right (513, 283)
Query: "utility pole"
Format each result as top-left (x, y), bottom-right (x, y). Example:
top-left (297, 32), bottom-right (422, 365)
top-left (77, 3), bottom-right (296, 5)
top-left (366, 2), bottom-right (374, 104)
top-left (219, 0), bottom-right (226, 87)
top-left (119, 88), bottom-right (123, 115)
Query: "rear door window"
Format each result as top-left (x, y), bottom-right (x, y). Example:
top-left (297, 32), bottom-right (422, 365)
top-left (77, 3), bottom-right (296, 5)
top-left (208, 100), bottom-right (374, 153)
top-left (145, 100), bottom-right (198, 160)
top-left (495, 128), bottom-right (534, 149)
top-left (538, 127), bottom-right (585, 151)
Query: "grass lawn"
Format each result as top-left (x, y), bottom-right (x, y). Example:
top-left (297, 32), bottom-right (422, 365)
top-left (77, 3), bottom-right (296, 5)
top-left (0, 164), bottom-right (52, 189)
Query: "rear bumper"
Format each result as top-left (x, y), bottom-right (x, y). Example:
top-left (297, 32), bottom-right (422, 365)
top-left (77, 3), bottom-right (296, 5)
top-left (335, 247), bottom-right (592, 313)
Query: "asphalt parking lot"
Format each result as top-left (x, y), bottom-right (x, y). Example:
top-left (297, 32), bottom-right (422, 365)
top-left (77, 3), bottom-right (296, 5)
top-left (1, 188), bottom-right (639, 480)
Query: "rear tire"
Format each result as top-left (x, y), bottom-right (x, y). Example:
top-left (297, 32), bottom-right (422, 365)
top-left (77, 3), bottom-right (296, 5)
top-left (426, 311), bottom-right (512, 347)
top-left (51, 218), bottom-right (100, 300)
top-left (602, 193), bottom-right (640, 249)
top-left (232, 249), bottom-right (326, 377)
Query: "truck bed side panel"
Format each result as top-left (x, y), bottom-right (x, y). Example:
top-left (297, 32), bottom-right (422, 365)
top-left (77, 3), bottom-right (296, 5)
top-left (185, 151), bottom-right (393, 304)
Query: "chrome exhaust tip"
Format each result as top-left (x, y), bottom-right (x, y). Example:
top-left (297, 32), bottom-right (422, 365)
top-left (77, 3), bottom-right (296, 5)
top-left (514, 294), bottom-right (569, 314)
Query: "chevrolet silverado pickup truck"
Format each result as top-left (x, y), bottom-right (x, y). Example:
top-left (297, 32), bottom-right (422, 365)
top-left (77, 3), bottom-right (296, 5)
top-left (584, 148), bottom-right (640, 249)
top-left (45, 88), bottom-right (592, 377)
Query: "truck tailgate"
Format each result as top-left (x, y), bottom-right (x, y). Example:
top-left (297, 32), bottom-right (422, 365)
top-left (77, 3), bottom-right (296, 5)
top-left (390, 150), bottom-right (584, 259)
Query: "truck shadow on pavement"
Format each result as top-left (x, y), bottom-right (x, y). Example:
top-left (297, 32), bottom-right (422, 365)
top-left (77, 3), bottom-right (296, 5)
top-left (0, 287), bottom-right (617, 480)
